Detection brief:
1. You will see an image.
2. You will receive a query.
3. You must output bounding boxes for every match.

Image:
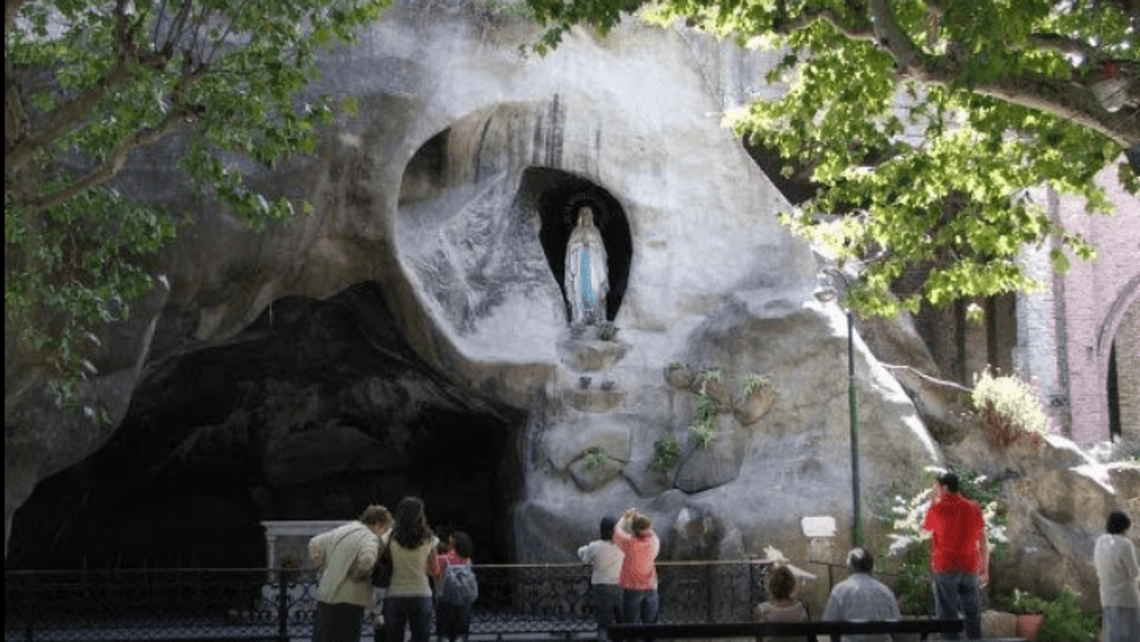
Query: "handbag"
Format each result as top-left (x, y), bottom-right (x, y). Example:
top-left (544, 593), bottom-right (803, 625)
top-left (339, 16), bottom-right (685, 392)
top-left (372, 537), bottom-right (394, 588)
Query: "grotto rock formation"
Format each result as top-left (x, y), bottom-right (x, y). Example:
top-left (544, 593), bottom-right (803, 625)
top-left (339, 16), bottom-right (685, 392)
top-left (6, 1), bottom-right (1133, 615)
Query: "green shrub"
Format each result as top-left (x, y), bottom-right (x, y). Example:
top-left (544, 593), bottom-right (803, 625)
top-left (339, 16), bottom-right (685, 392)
top-left (1038, 586), bottom-right (1098, 642)
top-left (693, 393), bottom-right (718, 421)
top-left (652, 434), bottom-right (680, 471)
top-left (1004, 588), bottom-right (1049, 614)
top-left (740, 372), bottom-right (772, 395)
top-left (894, 544), bottom-right (933, 615)
top-left (972, 368), bottom-right (1048, 449)
top-left (600, 323), bottom-right (617, 341)
top-left (688, 392), bottom-right (720, 448)
top-left (699, 368), bottom-right (725, 382)
top-left (689, 416), bottom-right (719, 448)
top-left (582, 448), bottom-right (607, 471)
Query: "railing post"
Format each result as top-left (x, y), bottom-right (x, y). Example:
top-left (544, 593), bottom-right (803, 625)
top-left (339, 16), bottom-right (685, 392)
top-left (277, 569), bottom-right (289, 642)
top-left (705, 564), bottom-right (713, 623)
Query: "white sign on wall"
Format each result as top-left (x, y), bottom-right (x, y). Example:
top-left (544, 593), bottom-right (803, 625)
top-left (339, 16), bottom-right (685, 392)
top-left (801, 516), bottom-right (837, 538)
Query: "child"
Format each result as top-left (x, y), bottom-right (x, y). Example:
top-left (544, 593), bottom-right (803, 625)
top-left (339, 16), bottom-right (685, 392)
top-left (435, 531), bottom-right (478, 642)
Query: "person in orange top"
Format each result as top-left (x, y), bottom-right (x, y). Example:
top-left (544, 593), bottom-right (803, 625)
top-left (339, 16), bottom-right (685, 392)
top-left (921, 471), bottom-right (988, 641)
top-left (612, 507), bottom-right (661, 627)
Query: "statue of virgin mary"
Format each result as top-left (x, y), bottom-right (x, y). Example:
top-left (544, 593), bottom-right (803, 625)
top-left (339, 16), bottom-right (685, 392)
top-left (564, 206), bottom-right (609, 325)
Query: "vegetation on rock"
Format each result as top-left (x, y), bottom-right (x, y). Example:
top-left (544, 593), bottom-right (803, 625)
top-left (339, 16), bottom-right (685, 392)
top-left (689, 392), bottom-right (719, 448)
top-left (740, 372), bottom-right (772, 395)
top-left (652, 433), bottom-right (680, 471)
top-left (972, 368), bottom-right (1049, 450)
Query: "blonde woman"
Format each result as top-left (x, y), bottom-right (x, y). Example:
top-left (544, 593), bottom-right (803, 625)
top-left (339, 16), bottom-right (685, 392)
top-left (752, 563), bottom-right (808, 642)
top-left (309, 505), bottom-right (392, 642)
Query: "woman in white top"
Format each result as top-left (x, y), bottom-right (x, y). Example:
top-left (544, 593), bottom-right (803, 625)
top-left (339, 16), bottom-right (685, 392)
top-left (1094, 510), bottom-right (1140, 642)
top-left (384, 497), bottom-right (440, 642)
top-left (578, 516), bottom-right (625, 642)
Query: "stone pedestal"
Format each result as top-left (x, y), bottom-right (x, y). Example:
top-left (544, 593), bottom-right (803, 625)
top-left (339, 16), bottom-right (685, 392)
top-left (261, 520), bottom-right (347, 569)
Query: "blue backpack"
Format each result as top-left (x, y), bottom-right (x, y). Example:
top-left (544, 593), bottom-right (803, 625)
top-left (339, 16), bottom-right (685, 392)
top-left (439, 563), bottom-right (478, 607)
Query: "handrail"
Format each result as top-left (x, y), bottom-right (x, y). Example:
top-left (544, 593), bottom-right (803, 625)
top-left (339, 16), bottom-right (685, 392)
top-left (5, 561), bottom-right (777, 640)
top-left (609, 619), bottom-right (965, 641)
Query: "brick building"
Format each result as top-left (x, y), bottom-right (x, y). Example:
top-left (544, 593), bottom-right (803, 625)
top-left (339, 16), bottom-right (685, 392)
top-left (1015, 165), bottom-right (1140, 443)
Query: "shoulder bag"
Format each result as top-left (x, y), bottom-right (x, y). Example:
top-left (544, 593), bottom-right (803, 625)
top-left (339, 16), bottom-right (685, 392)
top-left (372, 536), bottom-right (394, 588)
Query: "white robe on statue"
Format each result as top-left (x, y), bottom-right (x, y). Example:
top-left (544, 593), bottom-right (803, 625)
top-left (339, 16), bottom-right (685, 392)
top-left (564, 208), bottom-right (609, 325)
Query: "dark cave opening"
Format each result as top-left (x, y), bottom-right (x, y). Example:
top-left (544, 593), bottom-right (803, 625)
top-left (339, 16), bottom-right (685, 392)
top-left (7, 281), bottom-right (522, 569)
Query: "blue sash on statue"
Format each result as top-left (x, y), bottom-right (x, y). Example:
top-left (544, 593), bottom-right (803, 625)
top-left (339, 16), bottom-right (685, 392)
top-left (579, 250), bottom-right (595, 311)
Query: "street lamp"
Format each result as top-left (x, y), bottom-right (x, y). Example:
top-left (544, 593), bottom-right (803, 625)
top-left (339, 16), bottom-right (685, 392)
top-left (814, 268), bottom-right (863, 549)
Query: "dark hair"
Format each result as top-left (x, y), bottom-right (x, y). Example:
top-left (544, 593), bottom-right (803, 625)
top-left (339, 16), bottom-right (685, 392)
top-left (392, 497), bottom-right (433, 549)
top-left (632, 515), bottom-right (653, 537)
top-left (766, 564), bottom-right (797, 601)
top-left (359, 504), bottom-right (392, 527)
top-left (1107, 510), bottom-right (1132, 535)
top-left (937, 471), bottom-right (960, 494)
top-left (600, 517), bottom-right (617, 540)
top-left (452, 531), bottom-right (475, 559)
top-left (847, 547), bottom-right (874, 574)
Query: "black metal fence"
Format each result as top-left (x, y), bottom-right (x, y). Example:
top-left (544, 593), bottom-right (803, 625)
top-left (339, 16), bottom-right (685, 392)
top-left (5, 561), bottom-right (772, 642)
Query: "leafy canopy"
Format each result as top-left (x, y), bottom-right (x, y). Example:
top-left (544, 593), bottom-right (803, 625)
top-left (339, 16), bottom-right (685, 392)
top-left (5, 0), bottom-right (387, 398)
top-left (524, 0), bottom-right (1138, 319)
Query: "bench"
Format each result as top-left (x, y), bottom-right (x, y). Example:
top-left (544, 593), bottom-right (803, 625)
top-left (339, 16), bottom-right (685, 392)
top-left (608, 619), bottom-right (965, 641)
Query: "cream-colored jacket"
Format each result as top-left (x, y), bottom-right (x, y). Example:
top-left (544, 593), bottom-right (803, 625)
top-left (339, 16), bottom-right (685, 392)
top-left (309, 521), bottom-right (380, 607)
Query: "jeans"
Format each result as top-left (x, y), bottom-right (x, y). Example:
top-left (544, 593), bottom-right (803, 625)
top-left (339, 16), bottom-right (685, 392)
top-left (384, 596), bottom-right (433, 642)
top-left (932, 574), bottom-right (981, 640)
top-left (1103, 605), bottom-right (1140, 642)
top-left (590, 584), bottom-right (625, 642)
top-left (622, 588), bottom-right (659, 624)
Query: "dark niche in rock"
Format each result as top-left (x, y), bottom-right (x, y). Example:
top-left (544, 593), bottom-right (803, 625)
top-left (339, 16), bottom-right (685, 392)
top-left (7, 281), bottom-right (524, 569)
top-left (524, 168), bottom-right (632, 323)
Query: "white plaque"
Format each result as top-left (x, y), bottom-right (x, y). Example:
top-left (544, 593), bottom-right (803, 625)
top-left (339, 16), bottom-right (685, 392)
top-left (801, 516), bottom-right (837, 538)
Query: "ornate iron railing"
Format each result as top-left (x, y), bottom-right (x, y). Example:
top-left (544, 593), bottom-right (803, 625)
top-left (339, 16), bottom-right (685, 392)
top-left (5, 561), bottom-right (771, 641)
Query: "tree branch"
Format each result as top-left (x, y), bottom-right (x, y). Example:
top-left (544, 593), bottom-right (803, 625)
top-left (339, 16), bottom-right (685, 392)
top-left (23, 107), bottom-right (194, 214)
top-left (6, 2), bottom-right (181, 174)
top-left (770, 5), bottom-right (876, 41)
top-left (861, 0), bottom-right (1139, 146)
top-left (866, 0), bottom-right (927, 72)
top-left (5, 64), bottom-right (134, 173)
top-left (5, 0), bottom-right (26, 37)
top-left (1029, 32), bottom-right (1099, 60)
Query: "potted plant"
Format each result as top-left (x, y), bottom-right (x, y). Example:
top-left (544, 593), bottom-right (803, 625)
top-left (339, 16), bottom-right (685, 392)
top-left (734, 372), bottom-right (774, 425)
top-left (1006, 589), bottom-right (1048, 641)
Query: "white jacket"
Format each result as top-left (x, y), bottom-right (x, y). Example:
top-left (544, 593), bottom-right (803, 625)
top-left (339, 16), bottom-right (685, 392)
top-left (309, 521), bottom-right (379, 607)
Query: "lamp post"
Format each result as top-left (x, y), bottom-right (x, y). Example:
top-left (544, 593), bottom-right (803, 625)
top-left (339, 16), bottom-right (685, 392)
top-left (814, 268), bottom-right (863, 549)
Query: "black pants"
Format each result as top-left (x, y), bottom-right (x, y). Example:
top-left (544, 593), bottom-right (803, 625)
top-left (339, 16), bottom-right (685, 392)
top-left (315, 601), bottom-right (365, 642)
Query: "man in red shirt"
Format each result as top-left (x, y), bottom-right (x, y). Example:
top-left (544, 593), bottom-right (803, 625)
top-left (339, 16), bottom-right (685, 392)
top-left (922, 471), bottom-right (988, 641)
